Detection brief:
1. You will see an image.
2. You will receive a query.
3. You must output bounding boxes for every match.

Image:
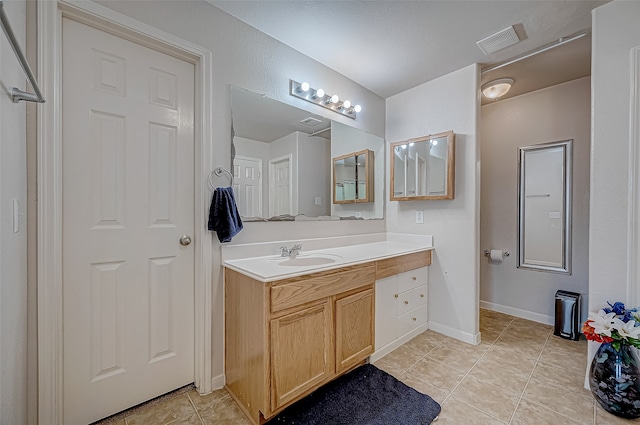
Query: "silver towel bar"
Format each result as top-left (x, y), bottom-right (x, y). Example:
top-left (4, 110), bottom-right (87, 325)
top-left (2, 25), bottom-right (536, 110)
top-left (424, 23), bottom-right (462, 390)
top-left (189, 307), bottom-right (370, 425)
top-left (0, 0), bottom-right (45, 103)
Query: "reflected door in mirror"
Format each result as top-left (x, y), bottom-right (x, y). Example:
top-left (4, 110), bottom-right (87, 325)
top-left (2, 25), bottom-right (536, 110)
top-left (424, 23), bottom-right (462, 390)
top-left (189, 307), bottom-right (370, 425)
top-left (233, 155), bottom-right (263, 218)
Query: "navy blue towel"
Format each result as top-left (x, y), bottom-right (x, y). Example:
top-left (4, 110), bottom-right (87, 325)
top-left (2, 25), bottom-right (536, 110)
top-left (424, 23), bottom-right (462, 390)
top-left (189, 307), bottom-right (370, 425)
top-left (208, 187), bottom-right (243, 243)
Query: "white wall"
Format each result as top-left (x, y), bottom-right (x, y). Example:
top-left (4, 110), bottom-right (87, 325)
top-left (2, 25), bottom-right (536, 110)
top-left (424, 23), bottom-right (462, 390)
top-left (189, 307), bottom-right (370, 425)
top-left (0, 0), bottom-right (29, 423)
top-left (590, 2), bottom-right (640, 325)
top-left (480, 77), bottom-right (591, 324)
top-left (386, 64), bottom-right (481, 344)
top-left (95, 0), bottom-right (386, 385)
top-left (298, 135), bottom-right (331, 217)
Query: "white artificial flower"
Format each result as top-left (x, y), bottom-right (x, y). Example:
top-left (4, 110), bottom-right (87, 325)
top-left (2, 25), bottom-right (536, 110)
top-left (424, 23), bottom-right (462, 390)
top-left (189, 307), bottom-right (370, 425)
top-left (588, 309), bottom-right (618, 336)
top-left (617, 319), bottom-right (640, 340)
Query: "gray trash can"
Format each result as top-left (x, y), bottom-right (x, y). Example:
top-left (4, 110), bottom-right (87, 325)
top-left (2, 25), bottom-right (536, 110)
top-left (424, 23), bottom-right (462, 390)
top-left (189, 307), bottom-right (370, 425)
top-left (554, 290), bottom-right (582, 341)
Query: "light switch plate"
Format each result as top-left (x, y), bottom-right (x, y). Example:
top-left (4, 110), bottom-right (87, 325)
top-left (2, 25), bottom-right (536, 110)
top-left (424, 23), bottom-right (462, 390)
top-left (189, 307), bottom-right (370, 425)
top-left (416, 210), bottom-right (424, 224)
top-left (314, 197), bottom-right (321, 205)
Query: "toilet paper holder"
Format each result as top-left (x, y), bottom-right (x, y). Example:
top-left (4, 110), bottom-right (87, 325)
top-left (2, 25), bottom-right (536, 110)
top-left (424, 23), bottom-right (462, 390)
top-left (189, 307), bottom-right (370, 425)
top-left (483, 250), bottom-right (510, 258)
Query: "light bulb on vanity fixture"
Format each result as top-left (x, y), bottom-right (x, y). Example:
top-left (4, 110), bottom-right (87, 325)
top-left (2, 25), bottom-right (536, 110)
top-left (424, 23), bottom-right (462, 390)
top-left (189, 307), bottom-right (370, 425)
top-left (296, 81), bottom-right (310, 94)
top-left (289, 79), bottom-right (361, 119)
top-left (481, 78), bottom-right (514, 99)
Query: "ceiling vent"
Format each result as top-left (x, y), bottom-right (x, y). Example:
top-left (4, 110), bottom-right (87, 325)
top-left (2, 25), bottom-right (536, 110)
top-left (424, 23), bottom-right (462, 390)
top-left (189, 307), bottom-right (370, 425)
top-left (476, 26), bottom-right (520, 55)
top-left (299, 117), bottom-right (322, 127)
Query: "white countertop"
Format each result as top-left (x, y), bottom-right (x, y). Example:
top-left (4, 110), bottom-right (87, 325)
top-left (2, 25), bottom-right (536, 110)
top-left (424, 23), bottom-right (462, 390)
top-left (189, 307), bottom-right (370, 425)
top-left (223, 240), bottom-right (433, 282)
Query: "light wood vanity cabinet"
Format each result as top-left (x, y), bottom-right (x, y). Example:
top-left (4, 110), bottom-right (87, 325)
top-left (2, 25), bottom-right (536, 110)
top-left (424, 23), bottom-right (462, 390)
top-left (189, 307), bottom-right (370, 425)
top-left (225, 263), bottom-right (376, 425)
top-left (270, 301), bottom-right (333, 411)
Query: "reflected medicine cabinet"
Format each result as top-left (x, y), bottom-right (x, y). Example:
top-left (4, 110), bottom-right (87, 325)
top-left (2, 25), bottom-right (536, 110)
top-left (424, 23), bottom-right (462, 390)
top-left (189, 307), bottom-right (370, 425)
top-left (390, 130), bottom-right (455, 201)
top-left (333, 149), bottom-right (374, 204)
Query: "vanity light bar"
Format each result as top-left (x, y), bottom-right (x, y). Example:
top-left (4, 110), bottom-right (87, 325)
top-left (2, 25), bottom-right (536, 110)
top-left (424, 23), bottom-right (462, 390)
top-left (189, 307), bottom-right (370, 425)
top-left (289, 80), bottom-right (360, 120)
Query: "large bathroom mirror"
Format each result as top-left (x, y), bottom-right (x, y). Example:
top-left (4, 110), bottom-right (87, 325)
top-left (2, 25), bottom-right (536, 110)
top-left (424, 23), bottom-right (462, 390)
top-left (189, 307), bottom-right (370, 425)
top-left (230, 86), bottom-right (384, 220)
top-left (390, 131), bottom-right (455, 201)
top-left (518, 139), bottom-right (572, 274)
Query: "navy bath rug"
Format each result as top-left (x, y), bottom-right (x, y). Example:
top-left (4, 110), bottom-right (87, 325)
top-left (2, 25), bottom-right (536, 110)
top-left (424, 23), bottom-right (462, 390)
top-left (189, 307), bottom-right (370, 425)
top-left (267, 363), bottom-right (441, 425)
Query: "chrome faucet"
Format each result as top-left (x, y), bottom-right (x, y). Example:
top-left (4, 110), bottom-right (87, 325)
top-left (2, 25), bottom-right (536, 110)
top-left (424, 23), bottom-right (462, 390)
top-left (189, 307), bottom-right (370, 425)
top-left (279, 244), bottom-right (303, 258)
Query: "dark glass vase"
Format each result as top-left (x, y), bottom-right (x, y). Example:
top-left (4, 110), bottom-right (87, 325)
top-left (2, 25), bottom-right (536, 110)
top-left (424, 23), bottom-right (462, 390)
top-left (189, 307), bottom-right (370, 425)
top-left (590, 342), bottom-right (640, 419)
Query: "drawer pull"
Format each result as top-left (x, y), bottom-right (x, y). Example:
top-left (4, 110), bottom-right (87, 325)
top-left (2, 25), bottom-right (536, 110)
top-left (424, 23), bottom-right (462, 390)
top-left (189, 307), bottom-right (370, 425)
top-left (404, 301), bottom-right (409, 305)
top-left (394, 294), bottom-right (398, 298)
top-left (412, 317), bottom-right (417, 321)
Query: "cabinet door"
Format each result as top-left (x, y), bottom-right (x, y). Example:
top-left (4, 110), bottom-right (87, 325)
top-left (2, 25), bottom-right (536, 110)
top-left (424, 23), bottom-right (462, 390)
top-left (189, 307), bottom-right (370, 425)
top-left (375, 277), bottom-right (397, 350)
top-left (270, 302), bottom-right (333, 411)
top-left (335, 288), bottom-right (374, 374)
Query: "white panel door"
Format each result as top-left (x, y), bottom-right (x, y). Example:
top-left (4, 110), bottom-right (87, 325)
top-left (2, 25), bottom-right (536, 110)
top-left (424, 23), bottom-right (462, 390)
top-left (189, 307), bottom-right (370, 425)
top-left (233, 156), bottom-right (262, 217)
top-left (62, 18), bottom-right (195, 424)
top-left (270, 156), bottom-right (292, 217)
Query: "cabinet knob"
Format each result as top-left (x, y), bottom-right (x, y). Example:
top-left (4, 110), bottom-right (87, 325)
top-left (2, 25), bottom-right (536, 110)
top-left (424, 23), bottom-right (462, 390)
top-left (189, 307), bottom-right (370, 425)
top-left (412, 317), bottom-right (417, 321)
top-left (412, 276), bottom-right (417, 280)
top-left (394, 294), bottom-right (398, 298)
top-left (404, 301), bottom-right (409, 305)
top-left (420, 294), bottom-right (425, 298)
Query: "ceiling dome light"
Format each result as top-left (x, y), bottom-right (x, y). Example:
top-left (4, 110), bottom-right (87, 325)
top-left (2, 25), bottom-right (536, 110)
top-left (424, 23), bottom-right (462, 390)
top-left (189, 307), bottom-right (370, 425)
top-left (481, 78), bottom-right (514, 99)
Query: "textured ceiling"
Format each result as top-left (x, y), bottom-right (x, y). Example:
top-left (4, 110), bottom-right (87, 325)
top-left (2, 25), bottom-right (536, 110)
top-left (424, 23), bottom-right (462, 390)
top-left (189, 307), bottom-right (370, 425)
top-left (209, 0), bottom-right (608, 99)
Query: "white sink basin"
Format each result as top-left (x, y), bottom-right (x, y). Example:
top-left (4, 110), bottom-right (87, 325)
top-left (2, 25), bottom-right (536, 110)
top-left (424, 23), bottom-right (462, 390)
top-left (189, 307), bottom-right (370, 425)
top-left (276, 253), bottom-right (343, 267)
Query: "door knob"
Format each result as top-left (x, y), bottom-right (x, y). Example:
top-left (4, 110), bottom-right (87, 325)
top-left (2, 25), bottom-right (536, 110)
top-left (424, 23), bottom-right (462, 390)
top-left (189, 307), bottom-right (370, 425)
top-left (179, 235), bottom-right (192, 246)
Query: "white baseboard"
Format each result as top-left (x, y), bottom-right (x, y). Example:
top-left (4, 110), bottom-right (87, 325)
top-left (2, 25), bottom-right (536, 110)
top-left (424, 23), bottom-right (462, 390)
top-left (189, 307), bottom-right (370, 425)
top-left (370, 323), bottom-right (429, 362)
top-left (480, 300), bottom-right (554, 326)
top-left (428, 321), bottom-right (481, 345)
top-left (211, 373), bottom-right (225, 391)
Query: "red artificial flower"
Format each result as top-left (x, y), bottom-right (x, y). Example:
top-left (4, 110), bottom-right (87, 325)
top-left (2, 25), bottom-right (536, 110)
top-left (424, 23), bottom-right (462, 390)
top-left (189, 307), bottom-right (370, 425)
top-left (582, 320), bottom-right (614, 343)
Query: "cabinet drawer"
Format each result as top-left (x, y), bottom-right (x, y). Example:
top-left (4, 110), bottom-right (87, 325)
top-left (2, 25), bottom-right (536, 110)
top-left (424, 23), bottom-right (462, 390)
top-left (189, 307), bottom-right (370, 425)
top-left (396, 304), bottom-right (428, 337)
top-left (397, 285), bottom-right (427, 316)
top-left (396, 266), bottom-right (428, 293)
top-left (271, 264), bottom-right (375, 313)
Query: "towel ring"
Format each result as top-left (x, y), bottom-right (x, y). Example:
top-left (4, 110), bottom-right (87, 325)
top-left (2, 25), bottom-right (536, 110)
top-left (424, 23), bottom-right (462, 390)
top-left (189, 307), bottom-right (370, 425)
top-left (208, 167), bottom-right (234, 191)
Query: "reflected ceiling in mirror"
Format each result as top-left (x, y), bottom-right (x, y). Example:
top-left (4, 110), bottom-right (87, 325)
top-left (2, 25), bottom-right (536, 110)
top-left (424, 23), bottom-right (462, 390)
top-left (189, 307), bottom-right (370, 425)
top-left (230, 86), bottom-right (384, 221)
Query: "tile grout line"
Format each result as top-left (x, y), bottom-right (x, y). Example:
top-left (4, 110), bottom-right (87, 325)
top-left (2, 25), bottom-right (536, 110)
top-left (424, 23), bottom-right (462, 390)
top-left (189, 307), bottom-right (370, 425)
top-left (186, 391), bottom-right (207, 425)
top-left (506, 328), bottom-right (554, 425)
top-left (440, 316), bottom-right (515, 409)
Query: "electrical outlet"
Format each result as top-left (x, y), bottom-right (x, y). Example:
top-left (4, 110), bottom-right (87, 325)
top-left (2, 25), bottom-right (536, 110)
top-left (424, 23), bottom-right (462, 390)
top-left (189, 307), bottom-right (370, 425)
top-left (416, 210), bottom-right (424, 224)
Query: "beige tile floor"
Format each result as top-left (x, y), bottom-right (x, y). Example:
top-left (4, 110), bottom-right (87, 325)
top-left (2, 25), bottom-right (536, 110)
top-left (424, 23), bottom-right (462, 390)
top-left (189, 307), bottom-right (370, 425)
top-left (95, 309), bottom-right (640, 425)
